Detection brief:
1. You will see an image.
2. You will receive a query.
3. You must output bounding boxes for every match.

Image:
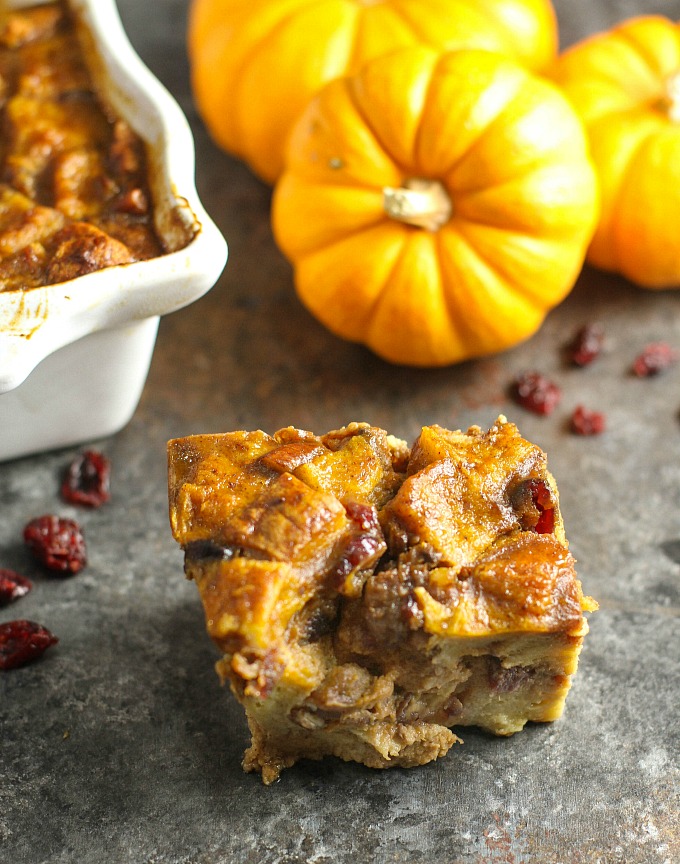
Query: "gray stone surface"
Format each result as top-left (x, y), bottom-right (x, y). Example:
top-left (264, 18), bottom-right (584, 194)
top-left (1, 1), bottom-right (679, 862)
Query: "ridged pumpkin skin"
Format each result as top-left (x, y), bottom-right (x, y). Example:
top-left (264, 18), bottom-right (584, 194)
top-left (188, 0), bottom-right (558, 184)
top-left (553, 17), bottom-right (680, 289)
top-left (272, 46), bottom-right (598, 367)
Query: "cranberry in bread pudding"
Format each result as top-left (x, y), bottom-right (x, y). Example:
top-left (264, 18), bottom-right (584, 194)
top-left (167, 417), bottom-right (596, 784)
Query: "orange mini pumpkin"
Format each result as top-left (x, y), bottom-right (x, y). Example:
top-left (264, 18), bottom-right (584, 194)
top-left (188, 0), bottom-right (558, 183)
top-left (553, 16), bottom-right (680, 289)
top-left (272, 46), bottom-right (598, 367)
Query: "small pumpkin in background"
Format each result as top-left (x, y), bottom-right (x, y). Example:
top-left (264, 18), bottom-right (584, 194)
top-left (188, 0), bottom-right (558, 184)
top-left (272, 46), bottom-right (599, 367)
top-left (552, 16), bottom-right (680, 289)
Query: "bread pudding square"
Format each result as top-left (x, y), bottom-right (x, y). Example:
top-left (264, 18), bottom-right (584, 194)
top-left (168, 417), bottom-right (596, 784)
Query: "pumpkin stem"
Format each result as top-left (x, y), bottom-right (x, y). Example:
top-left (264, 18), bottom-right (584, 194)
top-left (664, 71), bottom-right (680, 123)
top-left (383, 178), bottom-right (452, 231)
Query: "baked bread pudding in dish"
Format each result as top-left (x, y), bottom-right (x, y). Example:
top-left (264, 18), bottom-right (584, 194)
top-left (168, 417), bottom-right (596, 784)
top-left (0, 0), bottom-right (227, 461)
top-left (0, 1), bottom-right (165, 292)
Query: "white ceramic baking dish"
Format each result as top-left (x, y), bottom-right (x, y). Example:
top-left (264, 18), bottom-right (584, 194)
top-left (0, 0), bottom-right (228, 461)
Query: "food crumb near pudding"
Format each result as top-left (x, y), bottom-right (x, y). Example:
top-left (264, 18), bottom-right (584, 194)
top-left (167, 416), bottom-right (597, 784)
top-left (0, 0), bottom-right (167, 292)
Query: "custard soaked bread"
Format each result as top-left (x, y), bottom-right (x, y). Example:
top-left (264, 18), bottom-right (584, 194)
top-left (168, 417), bottom-right (596, 784)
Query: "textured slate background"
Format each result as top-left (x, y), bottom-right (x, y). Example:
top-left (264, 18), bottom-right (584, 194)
top-left (1, 1), bottom-right (679, 862)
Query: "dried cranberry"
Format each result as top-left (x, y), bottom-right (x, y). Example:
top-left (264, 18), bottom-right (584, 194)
top-left (61, 450), bottom-right (111, 507)
top-left (534, 508), bottom-right (555, 534)
top-left (512, 372), bottom-right (561, 416)
top-left (23, 515), bottom-right (87, 574)
top-left (344, 501), bottom-right (380, 532)
top-left (0, 569), bottom-right (33, 606)
top-left (567, 322), bottom-right (604, 366)
top-left (528, 478), bottom-right (551, 510)
top-left (571, 405), bottom-right (606, 436)
top-left (631, 342), bottom-right (679, 377)
top-left (332, 534), bottom-right (384, 590)
top-left (527, 478), bottom-right (555, 534)
top-left (0, 620), bottom-right (58, 670)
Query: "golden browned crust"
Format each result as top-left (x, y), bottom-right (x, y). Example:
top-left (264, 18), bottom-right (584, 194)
top-left (168, 417), bottom-right (596, 783)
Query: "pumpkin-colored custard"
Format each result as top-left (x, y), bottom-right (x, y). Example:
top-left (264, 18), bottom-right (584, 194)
top-left (0, 1), bottom-right (163, 291)
top-left (167, 417), bottom-right (596, 784)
